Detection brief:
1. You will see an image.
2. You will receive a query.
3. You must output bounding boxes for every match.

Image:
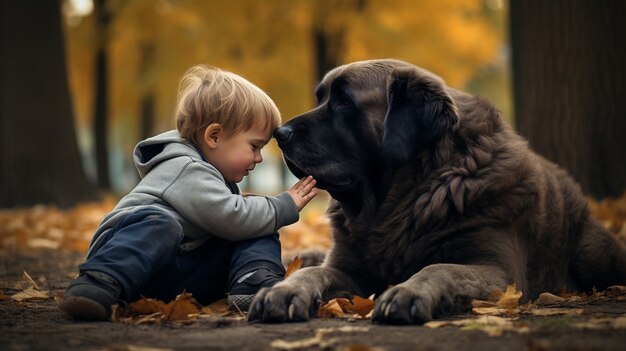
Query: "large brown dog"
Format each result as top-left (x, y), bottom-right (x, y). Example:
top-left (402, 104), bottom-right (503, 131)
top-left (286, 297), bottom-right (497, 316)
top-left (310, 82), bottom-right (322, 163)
top-left (249, 59), bottom-right (626, 324)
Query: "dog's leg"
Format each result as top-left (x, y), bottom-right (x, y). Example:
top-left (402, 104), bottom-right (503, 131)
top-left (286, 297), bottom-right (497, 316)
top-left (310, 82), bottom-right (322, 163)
top-left (247, 265), bottom-right (358, 323)
top-left (372, 264), bottom-right (508, 325)
top-left (573, 217), bottom-right (626, 291)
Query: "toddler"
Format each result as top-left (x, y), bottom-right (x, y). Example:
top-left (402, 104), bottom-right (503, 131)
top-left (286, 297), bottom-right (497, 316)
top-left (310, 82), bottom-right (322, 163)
top-left (59, 65), bottom-right (318, 320)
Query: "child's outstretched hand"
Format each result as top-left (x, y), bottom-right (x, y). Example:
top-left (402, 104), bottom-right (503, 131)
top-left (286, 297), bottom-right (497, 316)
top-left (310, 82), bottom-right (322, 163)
top-left (288, 175), bottom-right (319, 211)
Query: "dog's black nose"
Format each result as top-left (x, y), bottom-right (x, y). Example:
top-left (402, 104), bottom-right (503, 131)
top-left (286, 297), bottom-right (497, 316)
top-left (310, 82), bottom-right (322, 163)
top-left (274, 126), bottom-right (293, 142)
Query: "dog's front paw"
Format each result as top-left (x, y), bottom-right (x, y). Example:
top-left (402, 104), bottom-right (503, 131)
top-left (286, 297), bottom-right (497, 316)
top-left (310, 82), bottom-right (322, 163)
top-left (247, 284), bottom-right (321, 323)
top-left (372, 285), bottom-right (433, 325)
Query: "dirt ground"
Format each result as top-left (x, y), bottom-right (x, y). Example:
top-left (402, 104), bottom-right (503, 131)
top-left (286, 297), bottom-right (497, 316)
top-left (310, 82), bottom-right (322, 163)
top-left (2, 249), bottom-right (626, 351)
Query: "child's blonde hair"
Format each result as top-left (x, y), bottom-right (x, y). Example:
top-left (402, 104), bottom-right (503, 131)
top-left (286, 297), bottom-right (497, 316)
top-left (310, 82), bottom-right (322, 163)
top-left (176, 65), bottom-right (281, 145)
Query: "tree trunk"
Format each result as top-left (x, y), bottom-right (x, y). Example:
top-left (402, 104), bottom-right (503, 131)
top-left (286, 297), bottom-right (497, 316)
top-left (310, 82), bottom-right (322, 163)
top-left (510, 0), bottom-right (626, 198)
top-left (93, 0), bottom-right (111, 189)
top-left (139, 42), bottom-right (155, 141)
top-left (312, 26), bottom-right (346, 82)
top-left (311, 0), bottom-right (366, 82)
top-left (0, 0), bottom-right (96, 208)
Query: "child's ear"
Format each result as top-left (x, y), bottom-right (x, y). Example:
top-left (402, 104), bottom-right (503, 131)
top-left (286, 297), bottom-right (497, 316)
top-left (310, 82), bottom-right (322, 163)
top-left (203, 123), bottom-right (223, 148)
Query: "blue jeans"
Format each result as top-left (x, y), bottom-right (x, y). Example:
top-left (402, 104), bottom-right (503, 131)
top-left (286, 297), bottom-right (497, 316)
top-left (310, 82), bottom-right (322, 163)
top-left (79, 207), bottom-right (285, 305)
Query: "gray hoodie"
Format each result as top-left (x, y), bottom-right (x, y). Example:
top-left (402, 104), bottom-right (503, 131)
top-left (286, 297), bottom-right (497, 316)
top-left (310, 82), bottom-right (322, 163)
top-left (86, 130), bottom-right (299, 256)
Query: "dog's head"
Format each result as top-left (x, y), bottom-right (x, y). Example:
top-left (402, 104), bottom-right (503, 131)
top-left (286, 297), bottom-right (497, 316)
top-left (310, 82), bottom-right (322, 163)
top-left (275, 59), bottom-right (459, 211)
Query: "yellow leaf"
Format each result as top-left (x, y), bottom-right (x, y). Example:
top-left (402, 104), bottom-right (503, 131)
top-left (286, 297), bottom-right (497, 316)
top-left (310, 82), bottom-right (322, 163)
top-left (284, 255), bottom-right (303, 279)
top-left (471, 284), bottom-right (522, 316)
top-left (11, 287), bottom-right (50, 302)
top-left (497, 285), bottom-right (522, 309)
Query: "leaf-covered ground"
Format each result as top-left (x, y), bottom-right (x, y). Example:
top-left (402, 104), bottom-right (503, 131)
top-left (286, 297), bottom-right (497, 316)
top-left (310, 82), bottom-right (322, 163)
top-left (1, 192), bottom-right (626, 350)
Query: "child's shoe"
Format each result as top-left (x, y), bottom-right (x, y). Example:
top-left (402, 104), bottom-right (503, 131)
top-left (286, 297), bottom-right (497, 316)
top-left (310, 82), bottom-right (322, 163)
top-left (227, 268), bottom-right (283, 311)
top-left (59, 271), bottom-right (121, 321)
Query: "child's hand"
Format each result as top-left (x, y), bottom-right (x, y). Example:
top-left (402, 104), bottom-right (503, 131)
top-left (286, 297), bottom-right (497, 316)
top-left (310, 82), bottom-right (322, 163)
top-left (288, 176), bottom-right (319, 211)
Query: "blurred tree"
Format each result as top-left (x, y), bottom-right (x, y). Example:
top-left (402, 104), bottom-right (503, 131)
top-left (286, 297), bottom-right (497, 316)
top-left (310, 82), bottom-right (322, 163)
top-left (0, 0), bottom-right (96, 208)
top-left (311, 0), bottom-right (366, 81)
top-left (93, 0), bottom-right (112, 190)
top-left (510, 0), bottom-right (626, 198)
top-left (63, 0), bottom-right (506, 192)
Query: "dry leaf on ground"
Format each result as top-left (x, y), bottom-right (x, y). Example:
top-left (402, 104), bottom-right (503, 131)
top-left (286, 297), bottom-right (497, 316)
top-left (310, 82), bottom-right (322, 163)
top-left (336, 296), bottom-right (375, 318)
top-left (574, 316), bottom-right (626, 330)
top-left (284, 256), bottom-right (303, 279)
top-left (10, 271), bottom-right (50, 302)
top-left (200, 298), bottom-right (232, 317)
top-left (529, 308), bottom-right (584, 316)
top-left (318, 299), bottom-right (346, 318)
top-left (271, 326), bottom-right (370, 350)
top-left (472, 284), bottom-right (522, 315)
top-left (534, 292), bottom-right (567, 305)
top-left (113, 292), bottom-right (201, 323)
top-left (425, 315), bottom-right (529, 337)
top-left (318, 295), bottom-right (375, 319)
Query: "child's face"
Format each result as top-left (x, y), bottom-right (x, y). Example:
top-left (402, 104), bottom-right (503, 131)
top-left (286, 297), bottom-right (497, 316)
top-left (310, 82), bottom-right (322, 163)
top-left (206, 124), bottom-right (272, 183)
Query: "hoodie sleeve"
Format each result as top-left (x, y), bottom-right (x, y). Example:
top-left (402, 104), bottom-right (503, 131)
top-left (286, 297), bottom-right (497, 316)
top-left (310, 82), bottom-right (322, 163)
top-left (162, 159), bottom-right (299, 241)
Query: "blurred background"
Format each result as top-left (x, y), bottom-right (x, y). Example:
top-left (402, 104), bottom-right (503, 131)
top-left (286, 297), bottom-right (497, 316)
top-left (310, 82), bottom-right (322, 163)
top-left (1, 0), bottom-right (625, 253)
top-left (63, 0), bottom-right (511, 195)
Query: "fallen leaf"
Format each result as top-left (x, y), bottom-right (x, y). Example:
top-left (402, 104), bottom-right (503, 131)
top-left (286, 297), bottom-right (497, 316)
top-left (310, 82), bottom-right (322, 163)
top-left (200, 298), bottom-right (232, 317)
top-left (163, 293), bottom-right (200, 321)
top-left (115, 292), bottom-right (200, 323)
top-left (135, 312), bottom-right (164, 325)
top-left (271, 335), bottom-right (327, 350)
top-left (9, 271), bottom-right (50, 302)
top-left (284, 256), bottom-right (303, 279)
top-left (574, 317), bottom-right (626, 330)
top-left (0, 292), bottom-right (11, 301)
top-left (472, 307), bottom-right (514, 315)
top-left (318, 299), bottom-right (345, 318)
top-left (530, 308), bottom-right (584, 316)
top-left (270, 326), bottom-right (370, 350)
top-left (497, 285), bottom-right (523, 309)
top-left (471, 284), bottom-right (522, 315)
top-left (606, 285), bottom-right (626, 297)
top-left (11, 287), bottom-right (50, 302)
top-left (128, 297), bottom-right (168, 316)
top-left (613, 316), bottom-right (626, 328)
top-left (336, 295), bottom-right (375, 318)
top-left (22, 271), bottom-right (40, 290)
top-left (425, 315), bottom-right (529, 337)
top-left (534, 292), bottom-right (567, 305)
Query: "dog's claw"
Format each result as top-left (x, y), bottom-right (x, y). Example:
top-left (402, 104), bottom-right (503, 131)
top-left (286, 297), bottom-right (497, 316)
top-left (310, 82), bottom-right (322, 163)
top-left (384, 304), bottom-right (393, 317)
top-left (288, 304), bottom-right (295, 321)
top-left (410, 303), bottom-right (417, 319)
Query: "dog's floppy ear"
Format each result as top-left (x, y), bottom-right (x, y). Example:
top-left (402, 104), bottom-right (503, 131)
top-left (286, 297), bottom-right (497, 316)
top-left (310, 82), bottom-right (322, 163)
top-left (382, 67), bottom-right (458, 166)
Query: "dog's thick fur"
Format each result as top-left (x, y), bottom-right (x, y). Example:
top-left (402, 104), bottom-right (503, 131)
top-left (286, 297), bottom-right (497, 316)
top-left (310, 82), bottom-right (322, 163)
top-left (249, 59), bottom-right (626, 324)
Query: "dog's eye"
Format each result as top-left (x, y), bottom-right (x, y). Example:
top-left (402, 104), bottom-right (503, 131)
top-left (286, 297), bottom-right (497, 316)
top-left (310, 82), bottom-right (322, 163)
top-left (334, 92), bottom-right (352, 108)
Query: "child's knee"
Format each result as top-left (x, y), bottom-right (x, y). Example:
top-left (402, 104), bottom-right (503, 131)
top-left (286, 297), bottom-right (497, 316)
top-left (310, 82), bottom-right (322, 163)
top-left (128, 207), bottom-right (183, 242)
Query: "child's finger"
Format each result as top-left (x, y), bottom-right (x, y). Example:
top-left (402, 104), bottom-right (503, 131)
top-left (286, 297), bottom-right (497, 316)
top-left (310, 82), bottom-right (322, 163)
top-left (295, 175), bottom-right (313, 190)
top-left (300, 179), bottom-right (317, 194)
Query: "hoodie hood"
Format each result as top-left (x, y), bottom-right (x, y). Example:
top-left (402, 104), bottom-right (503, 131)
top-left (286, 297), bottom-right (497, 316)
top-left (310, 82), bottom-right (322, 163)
top-left (133, 130), bottom-right (201, 178)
